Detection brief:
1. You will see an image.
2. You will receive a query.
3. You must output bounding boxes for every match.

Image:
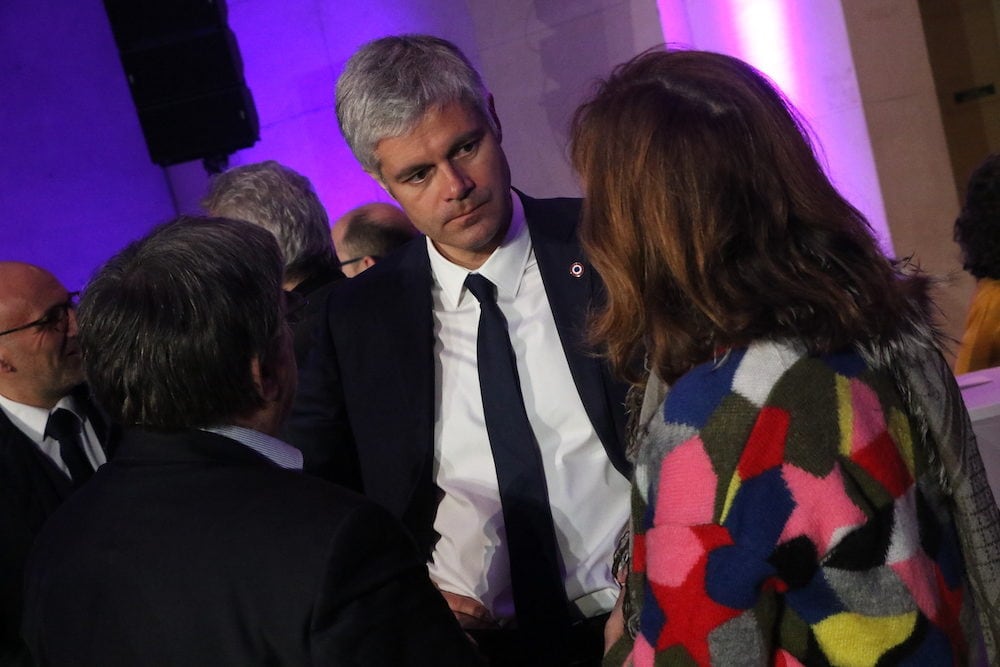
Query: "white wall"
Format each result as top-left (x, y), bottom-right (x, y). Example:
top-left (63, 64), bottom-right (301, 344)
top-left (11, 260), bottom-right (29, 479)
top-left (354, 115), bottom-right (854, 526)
top-left (468, 0), bottom-right (667, 197)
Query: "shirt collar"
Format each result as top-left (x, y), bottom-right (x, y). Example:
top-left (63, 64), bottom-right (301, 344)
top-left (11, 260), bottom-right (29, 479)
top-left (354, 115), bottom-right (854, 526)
top-left (0, 392), bottom-right (81, 444)
top-left (203, 425), bottom-right (303, 470)
top-left (427, 191), bottom-right (531, 310)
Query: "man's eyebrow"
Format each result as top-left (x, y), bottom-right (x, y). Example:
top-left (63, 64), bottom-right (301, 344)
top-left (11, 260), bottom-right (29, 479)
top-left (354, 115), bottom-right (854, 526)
top-left (390, 160), bottom-right (433, 183)
top-left (387, 126), bottom-right (487, 183)
top-left (447, 128), bottom-right (485, 155)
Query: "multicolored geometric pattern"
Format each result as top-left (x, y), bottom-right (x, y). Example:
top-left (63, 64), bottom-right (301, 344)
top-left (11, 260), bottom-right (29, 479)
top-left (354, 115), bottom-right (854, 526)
top-left (624, 341), bottom-right (973, 666)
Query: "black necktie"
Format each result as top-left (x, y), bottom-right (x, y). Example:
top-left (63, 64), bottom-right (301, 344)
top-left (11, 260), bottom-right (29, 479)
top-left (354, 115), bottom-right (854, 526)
top-left (464, 273), bottom-right (570, 658)
top-left (46, 408), bottom-right (94, 486)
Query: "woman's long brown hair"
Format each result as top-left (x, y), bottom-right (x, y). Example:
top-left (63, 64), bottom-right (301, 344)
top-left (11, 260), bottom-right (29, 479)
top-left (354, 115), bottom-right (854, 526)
top-left (571, 49), bottom-right (927, 384)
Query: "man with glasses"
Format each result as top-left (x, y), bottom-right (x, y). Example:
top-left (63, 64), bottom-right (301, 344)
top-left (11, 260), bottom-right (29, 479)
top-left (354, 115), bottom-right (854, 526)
top-left (0, 261), bottom-right (114, 666)
top-left (331, 202), bottom-right (419, 277)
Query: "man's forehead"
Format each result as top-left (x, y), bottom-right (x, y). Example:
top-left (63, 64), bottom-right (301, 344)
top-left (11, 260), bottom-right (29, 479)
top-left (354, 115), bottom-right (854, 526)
top-left (0, 264), bottom-right (66, 320)
top-left (374, 101), bottom-right (487, 168)
top-left (0, 262), bottom-right (60, 291)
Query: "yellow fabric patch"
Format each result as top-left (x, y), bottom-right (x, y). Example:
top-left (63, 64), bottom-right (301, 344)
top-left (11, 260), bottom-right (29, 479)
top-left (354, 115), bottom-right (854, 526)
top-left (836, 375), bottom-right (853, 458)
top-left (887, 407), bottom-right (915, 476)
top-left (813, 611), bottom-right (917, 666)
top-left (719, 472), bottom-right (741, 523)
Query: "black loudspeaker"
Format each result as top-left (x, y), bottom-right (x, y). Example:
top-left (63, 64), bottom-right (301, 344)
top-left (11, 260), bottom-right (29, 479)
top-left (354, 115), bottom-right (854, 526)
top-left (103, 0), bottom-right (259, 166)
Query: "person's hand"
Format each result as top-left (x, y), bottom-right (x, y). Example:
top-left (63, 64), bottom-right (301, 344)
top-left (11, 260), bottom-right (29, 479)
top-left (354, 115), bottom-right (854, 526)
top-left (604, 591), bottom-right (625, 654)
top-left (439, 590), bottom-right (498, 630)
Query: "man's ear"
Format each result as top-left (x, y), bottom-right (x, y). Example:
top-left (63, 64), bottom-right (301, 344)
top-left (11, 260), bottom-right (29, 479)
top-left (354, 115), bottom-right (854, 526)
top-left (360, 256), bottom-right (378, 271)
top-left (249, 354), bottom-right (280, 403)
top-left (488, 94), bottom-right (502, 144)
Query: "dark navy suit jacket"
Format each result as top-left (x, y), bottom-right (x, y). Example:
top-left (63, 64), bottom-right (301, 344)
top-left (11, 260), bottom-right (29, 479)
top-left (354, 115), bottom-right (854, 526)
top-left (285, 192), bottom-right (631, 557)
top-left (0, 389), bottom-right (114, 666)
top-left (22, 428), bottom-right (480, 666)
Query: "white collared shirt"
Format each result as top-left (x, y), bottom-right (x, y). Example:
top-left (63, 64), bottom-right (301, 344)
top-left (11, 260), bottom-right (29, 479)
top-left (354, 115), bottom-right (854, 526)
top-left (203, 425), bottom-right (303, 470)
top-left (0, 393), bottom-right (107, 475)
top-left (426, 192), bottom-right (630, 619)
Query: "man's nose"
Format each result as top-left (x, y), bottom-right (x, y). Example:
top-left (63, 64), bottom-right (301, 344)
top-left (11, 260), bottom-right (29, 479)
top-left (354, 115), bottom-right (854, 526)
top-left (443, 163), bottom-right (474, 200)
top-left (64, 308), bottom-right (79, 337)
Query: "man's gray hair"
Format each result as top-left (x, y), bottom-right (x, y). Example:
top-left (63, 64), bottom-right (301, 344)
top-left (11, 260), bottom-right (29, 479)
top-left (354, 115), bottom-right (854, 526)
top-left (202, 160), bottom-right (336, 283)
top-left (335, 34), bottom-right (498, 174)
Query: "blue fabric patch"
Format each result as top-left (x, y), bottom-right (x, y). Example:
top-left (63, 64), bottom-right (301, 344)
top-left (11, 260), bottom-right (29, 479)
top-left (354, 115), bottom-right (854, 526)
top-left (897, 622), bottom-right (953, 666)
top-left (640, 581), bottom-right (667, 647)
top-left (706, 544), bottom-right (777, 609)
top-left (822, 350), bottom-right (867, 377)
top-left (705, 469), bottom-right (795, 608)
top-left (784, 569), bottom-right (846, 624)
top-left (723, 468), bottom-right (795, 553)
top-left (663, 348), bottom-right (746, 430)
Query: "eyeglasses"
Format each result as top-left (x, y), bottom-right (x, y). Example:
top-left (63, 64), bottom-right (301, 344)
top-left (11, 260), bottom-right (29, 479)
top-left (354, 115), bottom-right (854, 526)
top-left (0, 291), bottom-right (80, 337)
top-left (338, 255), bottom-right (380, 267)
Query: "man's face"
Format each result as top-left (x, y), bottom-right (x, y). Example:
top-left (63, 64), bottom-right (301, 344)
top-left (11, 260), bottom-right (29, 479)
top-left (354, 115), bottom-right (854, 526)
top-left (0, 266), bottom-right (83, 408)
top-left (329, 224), bottom-right (363, 278)
top-left (373, 101), bottom-right (512, 270)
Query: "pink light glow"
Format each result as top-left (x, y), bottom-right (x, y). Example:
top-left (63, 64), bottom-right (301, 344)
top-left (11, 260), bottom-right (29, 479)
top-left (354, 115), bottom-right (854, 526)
top-left (655, 0), bottom-right (893, 253)
top-left (732, 1), bottom-right (798, 103)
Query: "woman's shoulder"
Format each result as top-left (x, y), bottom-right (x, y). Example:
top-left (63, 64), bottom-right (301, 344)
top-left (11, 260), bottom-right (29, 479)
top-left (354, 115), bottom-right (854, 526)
top-left (664, 340), bottom-right (807, 423)
top-left (663, 340), bottom-right (891, 429)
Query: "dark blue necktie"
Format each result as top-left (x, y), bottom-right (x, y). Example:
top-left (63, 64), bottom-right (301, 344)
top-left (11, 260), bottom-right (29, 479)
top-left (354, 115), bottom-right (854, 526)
top-left (464, 273), bottom-right (570, 658)
top-left (46, 408), bottom-right (94, 487)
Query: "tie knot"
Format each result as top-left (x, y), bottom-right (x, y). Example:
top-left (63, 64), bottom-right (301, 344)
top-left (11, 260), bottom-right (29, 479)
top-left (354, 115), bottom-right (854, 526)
top-left (464, 273), bottom-right (497, 305)
top-left (47, 408), bottom-right (81, 441)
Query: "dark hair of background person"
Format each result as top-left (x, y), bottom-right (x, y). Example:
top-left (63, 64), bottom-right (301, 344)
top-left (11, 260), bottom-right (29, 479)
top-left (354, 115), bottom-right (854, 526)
top-left (201, 160), bottom-right (339, 285)
top-left (341, 209), bottom-right (418, 259)
top-left (78, 216), bottom-right (285, 429)
top-left (570, 48), bottom-right (929, 384)
top-left (954, 153), bottom-right (1000, 280)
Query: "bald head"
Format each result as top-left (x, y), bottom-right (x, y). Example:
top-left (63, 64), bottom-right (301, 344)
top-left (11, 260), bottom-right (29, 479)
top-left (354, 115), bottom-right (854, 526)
top-left (0, 262), bottom-right (83, 407)
top-left (332, 202), bottom-right (419, 277)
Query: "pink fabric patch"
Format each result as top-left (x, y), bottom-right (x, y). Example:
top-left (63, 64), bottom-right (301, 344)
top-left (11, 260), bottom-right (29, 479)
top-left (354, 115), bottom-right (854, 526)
top-left (632, 633), bottom-right (655, 666)
top-left (654, 436), bottom-right (717, 525)
top-left (891, 551), bottom-right (940, 620)
top-left (645, 524), bottom-right (706, 588)
top-left (849, 378), bottom-right (887, 455)
top-left (778, 462), bottom-right (865, 552)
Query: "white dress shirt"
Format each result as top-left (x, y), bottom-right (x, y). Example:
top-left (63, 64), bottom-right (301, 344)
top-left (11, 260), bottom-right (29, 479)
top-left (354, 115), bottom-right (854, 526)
top-left (0, 392), bottom-right (107, 474)
top-left (426, 193), bottom-right (630, 620)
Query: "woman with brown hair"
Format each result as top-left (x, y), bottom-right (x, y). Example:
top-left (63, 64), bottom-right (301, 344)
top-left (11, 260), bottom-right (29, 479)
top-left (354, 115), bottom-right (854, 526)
top-left (571, 48), bottom-right (1000, 665)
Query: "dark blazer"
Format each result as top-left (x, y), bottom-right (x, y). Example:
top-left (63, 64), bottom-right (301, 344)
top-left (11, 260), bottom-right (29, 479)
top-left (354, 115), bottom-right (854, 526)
top-left (0, 390), bottom-right (113, 667)
top-left (289, 262), bottom-right (344, 367)
top-left (285, 193), bottom-right (631, 556)
top-left (22, 428), bottom-right (482, 666)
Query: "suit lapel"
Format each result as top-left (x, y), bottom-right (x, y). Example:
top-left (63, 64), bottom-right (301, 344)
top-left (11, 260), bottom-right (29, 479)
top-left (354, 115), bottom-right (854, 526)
top-left (520, 192), bottom-right (631, 476)
top-left (73, 384), bottom-right (118, 459)
top-left (0, 408), bottom-right (73, 507)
